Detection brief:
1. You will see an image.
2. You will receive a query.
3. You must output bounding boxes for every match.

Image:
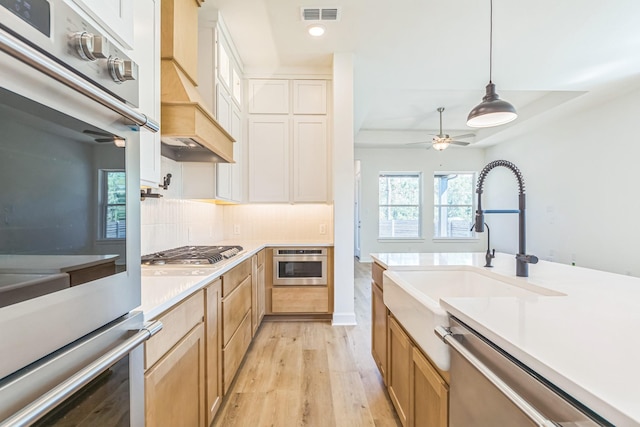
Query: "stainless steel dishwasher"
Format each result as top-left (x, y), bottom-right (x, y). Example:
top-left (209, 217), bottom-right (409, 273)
top-left (436, 318), bottom-right (613, 427)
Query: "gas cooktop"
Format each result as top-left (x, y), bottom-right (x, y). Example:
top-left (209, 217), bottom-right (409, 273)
top-left (141, 245), bottom-right (243, 266)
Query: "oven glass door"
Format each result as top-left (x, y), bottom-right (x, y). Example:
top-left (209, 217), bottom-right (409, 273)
top-left (33, 356), bottom-right (131, 427)
top-left (274, 256), bottom-right (326, 285)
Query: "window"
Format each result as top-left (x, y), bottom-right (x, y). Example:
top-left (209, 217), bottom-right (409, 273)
top-left (379, 172), bottom-right (422, 239)
top-left (102, 170), bottom-right (126, 239)
top-left (434, 173), bottom-right (475, 238)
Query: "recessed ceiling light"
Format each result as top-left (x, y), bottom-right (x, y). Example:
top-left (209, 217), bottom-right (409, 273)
top-left (307, 24), bottom-right (325, 37)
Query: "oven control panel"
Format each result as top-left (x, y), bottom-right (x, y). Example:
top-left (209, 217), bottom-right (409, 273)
top-left (0, 0), bottom-right (139, 106)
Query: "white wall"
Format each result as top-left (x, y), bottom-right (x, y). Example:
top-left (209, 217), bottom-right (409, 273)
top-left (484, 85), bottom-right (640, 276)
top-left (332, 53), bottom-right (356, 325)
top-left (355, 147), bottom-right (488, 261)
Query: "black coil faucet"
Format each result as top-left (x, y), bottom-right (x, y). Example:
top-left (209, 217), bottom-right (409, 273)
top-left (474, 160), bottom-right (538, 277)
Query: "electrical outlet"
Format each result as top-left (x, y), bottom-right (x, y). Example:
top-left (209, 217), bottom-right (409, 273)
top-left (233, 224), bottom-right (240, 235)
top-left (319, 224), bottom-right (326, 235)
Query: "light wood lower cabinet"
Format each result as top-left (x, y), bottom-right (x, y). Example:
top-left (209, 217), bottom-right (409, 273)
top-left (221, 259), bottom-right (253, 394)
top-left (411, 347), bottom-right (448, 427)
top-left (144, 291), bottom-right (206, 427)
top-left (388, 316), bottom-right (411, 427)
top-left (251, 250), bottom-right (266, 336)
top-left (372, 279), bottom-right (388, 383)
top-left (371, 261), bottom-right (388, 384)
top-left (387, 315), bottom-right (449, 427)
top-left (222, 310), bottom-right (252, 394)
top-left (205, 279), bottom-right (222, 425)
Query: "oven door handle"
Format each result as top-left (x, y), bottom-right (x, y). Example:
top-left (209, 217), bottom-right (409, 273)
top-left (0, 321), bottom-right (163, 427)
top-left (435, 326), bottom-right (559, 427)
top-left (0, 29), bottom-right (159, 133)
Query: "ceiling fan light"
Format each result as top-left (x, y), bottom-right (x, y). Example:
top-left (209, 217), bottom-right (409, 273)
top-left (467, 82), bottom-right (517, 128)
top-left (432, 140), bottom-right (450, 151)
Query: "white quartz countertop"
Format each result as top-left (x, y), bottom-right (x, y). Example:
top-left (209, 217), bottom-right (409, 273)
top-left (141, 240), bottom-right (333, 320)
top-left (370, 252), bottom-right (640, 426)
top-left (0, 255), bottom-right (119, 274)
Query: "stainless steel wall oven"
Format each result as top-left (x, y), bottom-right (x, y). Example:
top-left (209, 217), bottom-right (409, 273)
top-left (0, 0), bottom-right (160, 424)
top-left (273, 248), bottom-right (328, 286)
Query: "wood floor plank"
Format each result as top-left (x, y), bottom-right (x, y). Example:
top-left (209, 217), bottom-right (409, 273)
top-left (213, 259), bottom-right (401, 427)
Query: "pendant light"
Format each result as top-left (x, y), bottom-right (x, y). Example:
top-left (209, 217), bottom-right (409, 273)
top-left (467, 0), bottom-right (517, 128)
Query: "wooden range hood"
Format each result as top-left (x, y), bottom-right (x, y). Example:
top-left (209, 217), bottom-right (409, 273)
top-left (161, 0), bottom-right (234, 163)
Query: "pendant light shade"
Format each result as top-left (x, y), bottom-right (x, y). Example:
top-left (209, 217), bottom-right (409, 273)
top-left (467, 0), bottom-right (517, 128)
top-left (466, 82), bottom-right (517, 127)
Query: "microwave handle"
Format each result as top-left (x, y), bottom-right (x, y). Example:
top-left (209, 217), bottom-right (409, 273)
top-left (0, 29), bottom-right (159, 133)
top-left (0, 321), bottom-right (162, 427)
top-left (435, 326), bottom-right (559, 427)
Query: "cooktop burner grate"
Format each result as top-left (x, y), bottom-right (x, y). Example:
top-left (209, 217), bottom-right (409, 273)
top-left (141, 245), bottom-right (243, 266)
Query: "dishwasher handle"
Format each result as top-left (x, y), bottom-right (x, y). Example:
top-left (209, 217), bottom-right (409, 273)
top-left (435, 326), bottom-right (559, 427)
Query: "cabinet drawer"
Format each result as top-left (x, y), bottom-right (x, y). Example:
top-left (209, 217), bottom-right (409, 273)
top-left (222, 276), bottom-right (252, 346)
top-left (222, 311), bottom-right (252, 394)
top-left (222, 258), bottom-right (252, 297)
top-left (271, 287), bottom-right (328, 313)
top-left (372, 262), bottom-right (385, 290)
top-left (257, 249), bottom-right (265, 268)
top-left (145, 291), bottom-right (205, 369)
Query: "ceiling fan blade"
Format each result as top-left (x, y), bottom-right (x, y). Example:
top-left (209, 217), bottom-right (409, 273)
top-left (450, 133), bottom-right (475, 140)
top-left (450, 140), bottom-right (470, 146)
top-left (405, 141), bottom-right (430, 145)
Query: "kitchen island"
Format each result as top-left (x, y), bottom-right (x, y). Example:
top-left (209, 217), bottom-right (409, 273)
top-left (371, 252), bottom-right (640, 426)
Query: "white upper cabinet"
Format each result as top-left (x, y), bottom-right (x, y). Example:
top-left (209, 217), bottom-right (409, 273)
top-left (135, 0), bottom-right (161, 187)
top-left (217, 107), bottom-right (243, 202)
top-left (293, 116), bottom-right (328, 202)
top-left (72, 0), bottom-right (134, 49)
top-left (232, 67), bottom-right (242, 107)
top-left (248, 80), bottom-right (289, 114)
top-left (293, 80), bottom-right (327, 114)
top-left (248, 116), bottom-right (290, 202)
top-left (247, 78), bottom-right (331, 203)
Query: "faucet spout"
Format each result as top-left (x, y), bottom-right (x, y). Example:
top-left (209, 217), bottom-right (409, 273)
top-left (474, 160), bottom-right (537, 277)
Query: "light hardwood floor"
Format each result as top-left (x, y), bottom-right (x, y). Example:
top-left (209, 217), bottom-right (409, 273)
top-left (213, 259), bottom-right (401, 427)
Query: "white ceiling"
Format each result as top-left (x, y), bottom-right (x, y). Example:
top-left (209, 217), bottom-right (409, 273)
top-left (200, 0), bottom-right (640, 147)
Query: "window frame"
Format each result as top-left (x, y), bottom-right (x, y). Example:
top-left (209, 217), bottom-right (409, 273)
top-left (99, 169), bottom-right (126, 241)
top-left (433, 171), bottom-right (478, 241)
top-left (378, 171), bottom-right (423, 241)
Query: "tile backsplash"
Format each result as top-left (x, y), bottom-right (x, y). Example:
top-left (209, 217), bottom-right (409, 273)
top-left (141, 199), bottom-right (334, 254)
top-left (222, 204), bottom-right (334, 241)
top-left (140, 199), bottom-right (224, 255)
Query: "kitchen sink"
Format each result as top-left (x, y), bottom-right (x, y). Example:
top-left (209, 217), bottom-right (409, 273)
top-left (383, 268), bottom-right (564, 371)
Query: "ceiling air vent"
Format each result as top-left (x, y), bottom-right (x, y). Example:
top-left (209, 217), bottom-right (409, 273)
top-left (301, 7), bottom-right (340, 21)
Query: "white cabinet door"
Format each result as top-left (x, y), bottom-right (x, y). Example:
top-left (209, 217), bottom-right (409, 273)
top-left (135, 0), bottom-right (161, 187)
top-left (182, 163), bottom-right (216, 199)
top-left (293, 80), bottom-right (327, 115)
top-left (248, 116), bottom-right (290, 202)
top-left (216, 108), bottom-right (243, 202)
top-left (218, 40), bottom-right (231, 90)
top-left (72, 0), bottom-right (134, 48)
top-left (197, 27), bottom-right (216, 113)
top-left (230, 108), bottom-right (243, 202)
top-left (247, 80), bottom-right (289, 114)
top-left (232, 67), bottom-right (242, 107)
top-left (293, 116), bottom-right (328, 202)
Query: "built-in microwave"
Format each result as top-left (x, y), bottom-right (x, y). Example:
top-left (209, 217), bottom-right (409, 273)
top-left (273, 248), bottom-right (328, 286)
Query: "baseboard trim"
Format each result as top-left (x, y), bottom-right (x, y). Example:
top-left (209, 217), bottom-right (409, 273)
top-left (332, 312), bottom-right (357, 326)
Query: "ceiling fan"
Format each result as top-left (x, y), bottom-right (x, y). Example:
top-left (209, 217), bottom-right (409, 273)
top-left (407, 107), bottom-right (475, 151)
top-left (83, 129), bottom-right (126, 147)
